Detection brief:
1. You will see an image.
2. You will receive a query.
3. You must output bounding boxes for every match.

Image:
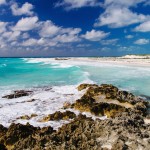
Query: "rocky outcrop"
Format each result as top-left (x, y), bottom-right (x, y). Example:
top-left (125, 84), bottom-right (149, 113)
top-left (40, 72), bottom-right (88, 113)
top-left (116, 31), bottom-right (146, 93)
top-left (2, 90), bottom-right (33, 99)
top-left (0, 84), bottom-right (149, 150)
top-left (0, 123), bottom-right (54, 150)
top-left (77, 83), bottom-right (98, 91)
top-left (17, 114), bottom-right (38, 120)
top-left (72, 84), bottom-right (149, 117)
top-left (40, 111), bottom-right (76, 122)
top-left (0, 113), bottom-right (149, 150)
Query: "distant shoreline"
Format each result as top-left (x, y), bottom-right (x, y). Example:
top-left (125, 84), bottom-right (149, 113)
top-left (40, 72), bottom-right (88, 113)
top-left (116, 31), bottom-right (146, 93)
top-left (50, 56), bottom-right (150, 67)
top-left (0, 54), bottom-right (150, 59)
top-left (1, 56), bottom-right (149, 67)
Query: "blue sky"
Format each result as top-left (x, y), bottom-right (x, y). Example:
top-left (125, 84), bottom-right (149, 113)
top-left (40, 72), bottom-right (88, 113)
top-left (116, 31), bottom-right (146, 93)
top-left (0, 0), bottom-right (150, 57)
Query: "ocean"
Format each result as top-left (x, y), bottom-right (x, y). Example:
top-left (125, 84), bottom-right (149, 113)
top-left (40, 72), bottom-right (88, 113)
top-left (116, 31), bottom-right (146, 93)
top-left (0, 58), bottom-right (150, 128)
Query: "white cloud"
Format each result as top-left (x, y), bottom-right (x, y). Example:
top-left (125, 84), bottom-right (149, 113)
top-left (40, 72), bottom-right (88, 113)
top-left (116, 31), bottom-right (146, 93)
top-left (0, 21), bottom-right (7, 33)
top-left (22, 38), bottom-right (38, 46)
top-left (13, 16), bottom-right (38, 31)
top-left (76, 44), bottom-right (91, 48)
top-left (134, 21), bottom-right (150, 32)
top-left (2, 31), bottom-right (21, 41)
top-left (11, 2), bottom-right (34, 16)
top-left (95, 7), bottom-right (149, 28)
top-left (56, 0), bottom-right (101, 10)
top-left (125, 35), bottom-right (134, 39)
top-left (22, 38), bottom-right (48, 46)
top-left (0, 0), bottom-right (6, 5)
top-left (39, 21), bottom-right (60, 37)
top-left (61, 28), bottom-right (81, 35)
top-left (39, 20), bottom-right (81, 43)
top-left (55, 28), bottom-right (81, 43)
top-left (22, 33), bottom-right (30, 39)
top-left (53, 34), bottom-right (80, 43)
top-left (94, 0), bottom-right (150, 28)
top-left (104, 0), bottom-right (146, 7)
top-left (82, 30), bottom-right (109, 41)
top-left (134, 39), bottom-right (149, 45)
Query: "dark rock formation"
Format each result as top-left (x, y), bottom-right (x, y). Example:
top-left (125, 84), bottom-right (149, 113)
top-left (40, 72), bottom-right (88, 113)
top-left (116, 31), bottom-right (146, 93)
top-left (0, 113), bottom-right (149, 150)
top-left (40, 111), bottom-right (76, 122)
top-left (0, 84), bottom-right (149, 150)
top-left (72, 84), bottom-right (149, 117)
top-left (17, 114), bottom-right (38, 120)
top-left (2, 90), bottom-right (33, 99)
top-left (77, 83), bottom-right (98, 91)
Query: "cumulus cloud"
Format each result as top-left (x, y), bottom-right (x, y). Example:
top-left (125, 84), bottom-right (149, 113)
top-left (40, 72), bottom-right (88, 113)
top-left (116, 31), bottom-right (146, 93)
top-left (0, 0), bottom-right (6, 5)
top-left (38, 20), bottom-right (81, 43)
top-left (134, 39), bottom-right (149, 45)
top-left (134, 21), bottom-right (150, 32)
top-left (11, 2), bottom-right (34, 16)
top-left (0, 21), bottom-right (7, 33)
top-left (54, 28), bottom-right (81, 43)
top-left (22, 38), bottom-right (39, 46)
top-left (82, 30), bottom-right (110, 41)
top-left (104, 0), bottom-right (146, 7)
top-left (94, 0), bottom-right (150, 28)
top-left (39, 21), bottom-right (60, 38)
top-left (39, 21), bottom-right (82, 44)
top-left (125, 35), bottom-right (134, 39)
top-left (61, 28), bottom-right (81, 35)
top-left (53, 34), bottom-right (80, 43)
top-left (2, 31), bottom-right (21, 41)
top-left (22, 38), bottom-right (57, 47)
top-left (55, 0), bottom-right (101, 10)
top-left (95, 7), bottom-right (149, 28)
top-left (22, 33), bottom-right (30, 39)
top-left (12, 16), bottom-right (38, 31)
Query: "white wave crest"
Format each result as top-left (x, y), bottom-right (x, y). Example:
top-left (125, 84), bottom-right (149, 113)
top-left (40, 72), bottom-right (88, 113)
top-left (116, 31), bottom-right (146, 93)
top-left (0, 85), bottom-right (84, 129)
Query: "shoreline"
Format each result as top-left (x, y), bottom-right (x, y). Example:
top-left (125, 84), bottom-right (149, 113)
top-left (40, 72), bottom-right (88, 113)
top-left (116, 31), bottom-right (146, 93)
top-left (1, 56), bottom-right (150, 67)
top-left (58, 57), bottom-right (150, 67)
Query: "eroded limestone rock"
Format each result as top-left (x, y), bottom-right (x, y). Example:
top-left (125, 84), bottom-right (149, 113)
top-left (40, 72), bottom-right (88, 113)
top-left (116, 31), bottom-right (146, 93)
top-left (2, 90), bottom-right (33, 99)
top-left (0, 83), bottom-right (149, 150)
top-left (40, 111), bottom-right (76, 122)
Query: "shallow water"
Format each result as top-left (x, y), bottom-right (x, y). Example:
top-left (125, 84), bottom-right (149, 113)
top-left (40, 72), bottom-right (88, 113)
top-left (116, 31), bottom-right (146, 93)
top-left (0, 58), bottom-right (149, 97)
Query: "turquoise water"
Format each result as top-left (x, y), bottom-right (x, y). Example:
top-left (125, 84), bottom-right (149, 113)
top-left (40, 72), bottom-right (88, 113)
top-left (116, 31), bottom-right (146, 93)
top-left (80, 66), bottom-right (150, 97)
top-left (0, 58), bottom-right (150, 98)
top-left (0, 58), bottom-right (86, 89)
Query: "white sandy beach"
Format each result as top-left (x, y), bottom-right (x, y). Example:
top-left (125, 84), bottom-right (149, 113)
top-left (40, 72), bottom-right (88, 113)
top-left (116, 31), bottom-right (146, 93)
top-left (53, 55), bottom-right (150, 67)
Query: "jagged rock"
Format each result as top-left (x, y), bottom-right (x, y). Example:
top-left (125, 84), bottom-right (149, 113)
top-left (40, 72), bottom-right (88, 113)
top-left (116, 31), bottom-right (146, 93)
top-left (77, 83), bottom-right (98, 91)
top-left (74, 84), bottom-right (149, 117)
top-left (17, 114), bottom-right (38, 120)
top-left (2, 90), bottom-right (33, 99)
top-left (74, 98), bottom-right (127, 117)
top-left (0, 125), bottom-right (7, 137)
top-left (63, 102), bottom-right (72, 109)
top-left (0, 83), bottom-right (149, 150)
top-left (3, 123), bottom-right (37, 146)
top-left (0, 113), bottom-right (149, 150)
top-left (40, 111), bottom-right (76, 122)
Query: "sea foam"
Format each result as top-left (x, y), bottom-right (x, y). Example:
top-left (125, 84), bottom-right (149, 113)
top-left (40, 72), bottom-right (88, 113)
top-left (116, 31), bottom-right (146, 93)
top-left (0, 85), bottom-right (83, 128)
